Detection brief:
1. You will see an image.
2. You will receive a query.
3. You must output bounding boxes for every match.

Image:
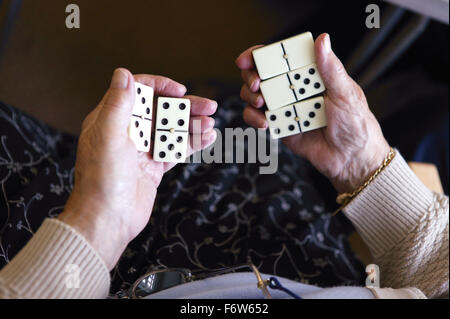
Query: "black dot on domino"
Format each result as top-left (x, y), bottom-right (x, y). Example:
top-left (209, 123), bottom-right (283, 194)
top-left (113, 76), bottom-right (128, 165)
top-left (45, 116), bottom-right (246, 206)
top-left (178, 119), bottom-right (185, 126)
top-left (294, 74), bottom-right (300, 80)
top-left (270, 115), bottom-right (276, 121)
top-left (304, 78), bottom-right (310, 85)
top-left (162, 118), bottom-right (168, 125)
top-left (163, 102), bottom-right (170, 109)
top-left (135, 121), bottom-right (139, 128)
top-left (179, 103), bottom-right (186, 110)
top-left (314, 83), bottom-right (321, 89)
top-left (142, 97), bottom-right (146, 104)
top-left (139, 131), bottom-right (143, 137)
top-left (314, 103), bottom-right (321, 109)
top-left (177, 136), bottom-right (183, 143)
top-left (309, 112), bottom-right (315, 118)
top-left (288, 125), bottom-right (295, 131)
top-left (144, 140), bottom-right (148, 147)
top-left (274, 128), bottom-right (281, 134)
top-left (168, 144), bottom-right (175, 151)
top-left (137, 88), bottom-right (141, 94)
top-left (146, 108), bottom-right (151, 114)
top-left (304, 121), bottom-right (310, 127)
top-left (285, 111), bottom-right (292, 117)
top-left (299, 88), bottom-right (306, 94)
top-left (175, 152), bottom-right (182, 159)
top-left (160, 135), bottom-right (167, 142)
top-left (159, 151), bottom-right (166, 158)
top-left (309, 68), bottom-right (315, 75)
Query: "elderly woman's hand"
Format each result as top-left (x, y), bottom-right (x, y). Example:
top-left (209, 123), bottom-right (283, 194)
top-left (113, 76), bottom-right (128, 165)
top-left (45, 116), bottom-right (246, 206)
top-left (58, 69), bottom-right (217, 269)
top-left (236, 33), bottom-right (390, 193)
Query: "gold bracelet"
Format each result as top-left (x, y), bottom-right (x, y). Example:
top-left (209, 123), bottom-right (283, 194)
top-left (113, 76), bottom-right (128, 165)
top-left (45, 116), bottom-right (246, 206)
top-left (333, 147), bottom-right (396, 216)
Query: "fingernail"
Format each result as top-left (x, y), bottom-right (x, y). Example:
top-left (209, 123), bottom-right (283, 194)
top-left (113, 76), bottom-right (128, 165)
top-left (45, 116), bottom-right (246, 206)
top-left (261, 120), bottom-right (268, 129)
top-left (323, 34), bottom-right (332, 54)
top-left (256, 96), bottom-right (264, 107)
top-left (179, 85), bottom-right (187, 95)
top-left (250, 78), bottom-right (257, 91)
top-left (253, 95), bottom-right (260, 107)
top-left (110, 68), bottom-right (129, 89)
top-left (251, 78), bottom-right (260, 92)
top-left (210, 100), bottom-right (218, 112)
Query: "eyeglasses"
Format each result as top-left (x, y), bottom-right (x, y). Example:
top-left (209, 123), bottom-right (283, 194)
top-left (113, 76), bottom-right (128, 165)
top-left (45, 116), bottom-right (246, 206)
top-left (115, 263), bottom-right (273, 299)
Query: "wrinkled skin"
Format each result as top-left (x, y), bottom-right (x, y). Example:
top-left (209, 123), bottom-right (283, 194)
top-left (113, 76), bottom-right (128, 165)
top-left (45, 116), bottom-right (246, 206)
top-left (59, 69), bottom-right (217, 269)
top-left (235, 33), bottom-right (390, 193)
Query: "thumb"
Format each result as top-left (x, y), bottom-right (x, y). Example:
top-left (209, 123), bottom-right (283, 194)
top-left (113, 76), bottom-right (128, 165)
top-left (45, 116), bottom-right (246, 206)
top-left (98, 68), bottom-right (134, 133)
top-left (315, 34), bottom-right (357, 100)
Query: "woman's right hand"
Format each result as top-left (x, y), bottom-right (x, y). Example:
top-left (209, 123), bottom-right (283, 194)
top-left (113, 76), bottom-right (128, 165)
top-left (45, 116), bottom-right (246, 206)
top-left (59, 69), bottom-right (217, 269)
top-left (236, 33), bottom-right (390, 193)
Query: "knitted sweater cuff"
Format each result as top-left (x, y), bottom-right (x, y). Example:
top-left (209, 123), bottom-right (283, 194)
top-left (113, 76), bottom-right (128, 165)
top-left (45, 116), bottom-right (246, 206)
top-left (343, 152), bottom-right (435, 258)
top-left (0, 218), bottom-right (110, 298)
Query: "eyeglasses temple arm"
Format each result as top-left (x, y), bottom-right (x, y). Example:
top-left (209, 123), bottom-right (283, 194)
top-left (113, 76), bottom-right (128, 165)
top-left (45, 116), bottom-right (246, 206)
top-left (249, 264), bottom-right (272, 299)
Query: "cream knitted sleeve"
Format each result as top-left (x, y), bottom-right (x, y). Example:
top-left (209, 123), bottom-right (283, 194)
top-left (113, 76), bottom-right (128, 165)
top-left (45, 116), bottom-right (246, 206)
top-left (0, 218), bottom-right (110, 299)
top-left (344, 152), bottom-right (449, 299)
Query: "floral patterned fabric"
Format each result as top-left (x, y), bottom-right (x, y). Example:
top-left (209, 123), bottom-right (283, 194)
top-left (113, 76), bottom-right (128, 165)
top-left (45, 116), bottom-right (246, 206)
top-left (0, 96), bottom-right (365, 296)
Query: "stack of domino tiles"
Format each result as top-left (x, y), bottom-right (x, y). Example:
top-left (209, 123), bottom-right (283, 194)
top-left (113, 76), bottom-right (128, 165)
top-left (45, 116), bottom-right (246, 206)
top-left (128, 82), bottom-right (191, 163)
top-left (252, 32), bottom-right (327, 139)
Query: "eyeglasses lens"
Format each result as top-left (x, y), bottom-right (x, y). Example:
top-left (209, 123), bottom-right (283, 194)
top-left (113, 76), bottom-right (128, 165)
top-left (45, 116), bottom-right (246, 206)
top-left (133, 271), bottom-right (187, 298)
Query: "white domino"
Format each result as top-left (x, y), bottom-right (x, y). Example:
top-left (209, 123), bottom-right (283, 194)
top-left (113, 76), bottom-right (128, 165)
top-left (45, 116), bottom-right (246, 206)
top-left (154, 130), bottom-right (189, 163)
top-left (128, 117), bottom-right (152, 152)
top-left (153, 97), bottom-right (190, 163)
top-left (252, 32), bottom-right (315, 80)
top-left (260, 63), bottom-right (325, 110)
top-left (265, 96), bottom-right (326, 139)
top-left (265, 104), bottom-right (301, 138)
top-left (128, 82), bottom-right (154, 152)
top-left (295, 96), bottom-right (327, 133)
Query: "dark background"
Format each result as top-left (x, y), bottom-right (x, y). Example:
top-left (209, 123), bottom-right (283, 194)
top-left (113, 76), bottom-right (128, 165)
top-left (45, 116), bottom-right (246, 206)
top-left (0, 0), bottom-right (296, 134)
top-left (1, 0), bottom-right (445, 134)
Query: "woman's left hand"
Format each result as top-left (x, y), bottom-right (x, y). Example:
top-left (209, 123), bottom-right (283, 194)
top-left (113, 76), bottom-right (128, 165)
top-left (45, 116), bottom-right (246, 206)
top-left (235, 34), bottom-right (390, 194)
